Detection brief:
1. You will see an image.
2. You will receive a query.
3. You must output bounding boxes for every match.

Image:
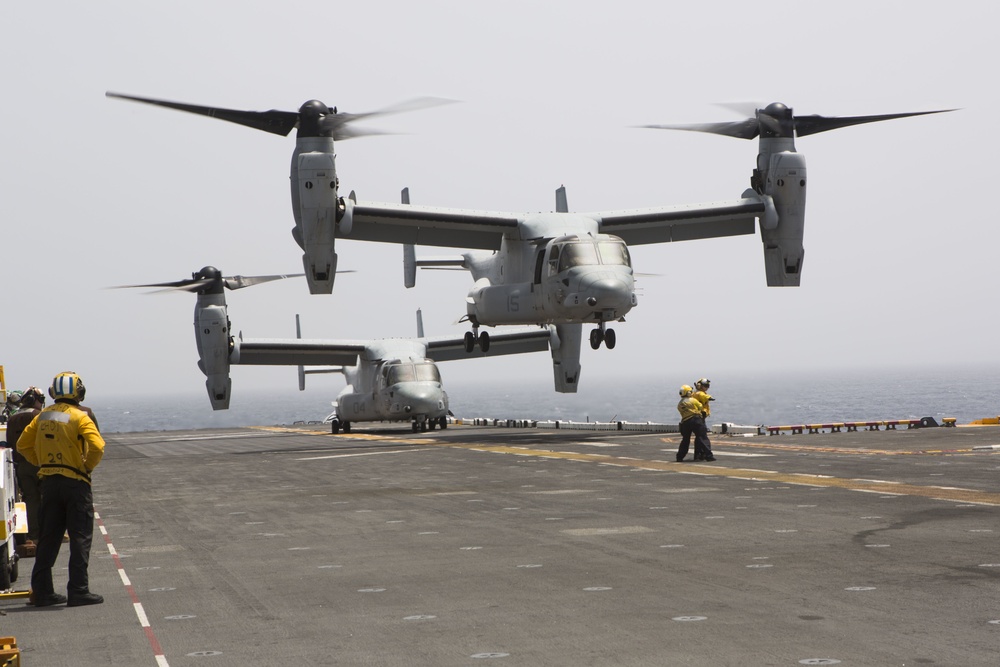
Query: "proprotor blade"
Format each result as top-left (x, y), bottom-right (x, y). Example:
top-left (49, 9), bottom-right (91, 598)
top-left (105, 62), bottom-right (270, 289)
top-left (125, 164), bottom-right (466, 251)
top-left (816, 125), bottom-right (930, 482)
top-left (793, 109), bottom-right (956, 137)
top-left (638, 118), bottom-right (760, 140)
top-left (223, 273), bottom-right (305, 290)
top-left (318, 96), bottom-right (456, 139)
top-left (106, 92), bottom-right (300, 136)
top-left (111, 277), bottom-right (212, 291)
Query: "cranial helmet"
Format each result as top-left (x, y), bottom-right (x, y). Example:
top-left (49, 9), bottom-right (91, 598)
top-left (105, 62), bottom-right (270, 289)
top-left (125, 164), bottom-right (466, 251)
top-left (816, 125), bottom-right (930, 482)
top-left (20, 386), bottom-right (46, 407)
top-left (49, 371), bottom-right (86, 401)
top-left (695, 378), bottom-right (711, 390)
top-left (679, 384), bottom-right (694, 397)
top-left (6, 390), bottom-right (23, 407)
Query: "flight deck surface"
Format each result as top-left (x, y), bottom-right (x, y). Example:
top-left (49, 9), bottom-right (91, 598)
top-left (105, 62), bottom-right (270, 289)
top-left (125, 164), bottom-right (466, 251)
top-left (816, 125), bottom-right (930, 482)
top-left (2, 423), bottom-right (998, 666)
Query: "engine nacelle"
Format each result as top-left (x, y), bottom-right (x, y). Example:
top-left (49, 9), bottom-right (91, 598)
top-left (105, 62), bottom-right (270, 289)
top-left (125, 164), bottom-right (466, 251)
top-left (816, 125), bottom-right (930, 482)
top-left (549, 324), bottom-right (581, 393)
top-left (194, 295), bottom-right (232, 410)
top-left (296, 150), bottom-right (340, 294)
top-left (760, 151), bottom-right (807, 286)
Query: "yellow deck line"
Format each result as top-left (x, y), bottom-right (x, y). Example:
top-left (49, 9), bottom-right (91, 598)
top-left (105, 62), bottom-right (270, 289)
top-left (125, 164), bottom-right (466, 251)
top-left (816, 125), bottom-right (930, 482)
top-left (425, 441), bottom-right (1000, 506)
top-left (246, 427), bottom-right (1000, 505)
top-left (658, 437), bottom-right (993, 457)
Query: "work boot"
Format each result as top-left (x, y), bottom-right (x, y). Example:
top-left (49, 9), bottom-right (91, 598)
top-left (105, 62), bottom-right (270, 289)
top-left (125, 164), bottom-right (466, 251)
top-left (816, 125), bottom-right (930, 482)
top-left (29, 591), bottom-right (68, 607)
top-left (67, 592), bottom-right (104, 607)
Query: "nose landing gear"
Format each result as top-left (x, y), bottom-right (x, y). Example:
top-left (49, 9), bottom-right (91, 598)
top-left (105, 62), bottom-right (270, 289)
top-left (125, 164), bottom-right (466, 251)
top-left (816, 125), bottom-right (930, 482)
top-left (463, 326), bottom-right (491, 353)
top-left (589, 323), bottom-right (616, 350)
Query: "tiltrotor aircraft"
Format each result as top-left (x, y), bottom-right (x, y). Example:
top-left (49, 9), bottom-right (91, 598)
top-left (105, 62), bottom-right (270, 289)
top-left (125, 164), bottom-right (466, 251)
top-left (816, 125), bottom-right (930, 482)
top-left (107, 93), bottom-right (952, 392)
top-left (119, 267), bottom-right (551, 430)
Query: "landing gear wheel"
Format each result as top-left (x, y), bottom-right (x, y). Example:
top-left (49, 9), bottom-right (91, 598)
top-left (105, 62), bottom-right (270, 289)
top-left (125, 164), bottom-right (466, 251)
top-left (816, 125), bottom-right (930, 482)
top-left (429, 419), bottom-right (437, 431)
top-left (479, 331), bottom-right (491, 353)
top-left (439, 416), bottom-right (448, 430)
top-left (412, 420), bottom-right (420, 432)
top-left (420, 420), bottom-right (428, 432)
top-left (590, 328), bottom-right (603, 350)
top-left (605, 328), bottom-right (616, 349)
top-left (331, 419), bottom-right (341, 434)
top-left (464, 331), bottom-right (476, 353)
top-left (343, 421), bottom-right (351, 434)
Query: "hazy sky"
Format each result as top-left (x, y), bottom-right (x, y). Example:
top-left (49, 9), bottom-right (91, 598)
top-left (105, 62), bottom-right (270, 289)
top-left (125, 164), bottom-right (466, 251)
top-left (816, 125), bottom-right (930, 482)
top-left (2, 2), bottom-right (997, 410)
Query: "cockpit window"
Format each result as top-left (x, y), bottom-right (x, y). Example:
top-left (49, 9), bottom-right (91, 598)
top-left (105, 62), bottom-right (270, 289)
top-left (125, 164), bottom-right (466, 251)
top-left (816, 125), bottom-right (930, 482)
top-left (555, 240), bottom-right (631, 272)
top-left (414, 363), bottom-right (441, 383)
top-left (557, 243), bottom-right (600, 272)
top-left (386, 365), bottom-right (415, 384)
top-left (386, 362), bottom-right (440, 385)
top-left (598, 241), bottom-right (631, 267)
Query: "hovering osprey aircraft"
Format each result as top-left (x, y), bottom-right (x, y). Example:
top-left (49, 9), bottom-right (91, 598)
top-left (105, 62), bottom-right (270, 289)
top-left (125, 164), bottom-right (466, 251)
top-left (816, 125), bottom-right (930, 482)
top-left (106, 93), bottom-right (952, 392)
top-left (117, 267), bottom-right (551, 430)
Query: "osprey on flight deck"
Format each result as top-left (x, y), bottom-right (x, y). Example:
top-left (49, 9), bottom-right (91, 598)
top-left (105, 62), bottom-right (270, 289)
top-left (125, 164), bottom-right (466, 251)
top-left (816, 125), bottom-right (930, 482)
top-left (106, 93), bottom-right (952, 401)
top-left (118, 268), bottom-right (552, 430)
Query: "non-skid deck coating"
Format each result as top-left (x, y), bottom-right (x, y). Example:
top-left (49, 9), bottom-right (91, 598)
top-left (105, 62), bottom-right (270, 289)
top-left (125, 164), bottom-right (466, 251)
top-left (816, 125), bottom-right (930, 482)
top-left (2, 423), bottom-right (999, 666)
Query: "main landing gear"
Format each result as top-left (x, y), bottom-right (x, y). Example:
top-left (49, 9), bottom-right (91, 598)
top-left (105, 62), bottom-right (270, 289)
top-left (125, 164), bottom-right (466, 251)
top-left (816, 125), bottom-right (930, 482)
top-left (463, 327), bottom-right (491, 353)
top-left (589, 323), bottom-right (616, 350)
top-left (330, 419), bottom-right (351, 434)
top-left (412, 416), bottom-right (448, 432)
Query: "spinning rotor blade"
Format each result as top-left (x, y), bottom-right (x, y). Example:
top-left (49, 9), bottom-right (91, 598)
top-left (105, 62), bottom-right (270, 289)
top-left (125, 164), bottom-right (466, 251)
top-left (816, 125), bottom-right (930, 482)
top-left (640, 103), bottom-right (955, 140)
top-left (111, 278), bottom-right (215, 293)
top-left (792, 109), bottom-right (955, 137)
top-left (106, 92), bottom-right (299, 136)
top-left (112, 267), bottom-right (304, 294)
top-left (639, 118), bottom-right (761, 139)
top-left (107, 92), bottom-right (455, 140)
top-left (223, 273), bottom-right (305, 290)
top-left (319, 96), bottom-right (456, 137)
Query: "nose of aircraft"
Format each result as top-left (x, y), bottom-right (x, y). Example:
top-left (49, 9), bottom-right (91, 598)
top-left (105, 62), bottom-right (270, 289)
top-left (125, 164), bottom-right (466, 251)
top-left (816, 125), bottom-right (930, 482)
top-left (582, 276), bottom-right (633, 310)
top-left (395, 383), bottom-right (445, 415)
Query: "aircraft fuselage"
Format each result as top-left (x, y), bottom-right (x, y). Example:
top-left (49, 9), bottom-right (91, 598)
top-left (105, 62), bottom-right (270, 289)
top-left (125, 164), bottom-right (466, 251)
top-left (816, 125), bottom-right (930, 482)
top-left (334, 350), bottom-right (448, 427)
top-left (465, 218), bottom-right (636, 327)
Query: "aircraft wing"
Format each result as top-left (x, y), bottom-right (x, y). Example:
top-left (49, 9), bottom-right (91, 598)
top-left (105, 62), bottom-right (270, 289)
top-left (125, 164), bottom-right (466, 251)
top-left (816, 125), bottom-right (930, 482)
top-left (591, 198), bottom-right (764, 246)
top-left (425, 328), bottom-right (551, 362)
top-left (234, 338), bottom-right (368, 366)
top-left (349, 201), bottom-right (521, 250)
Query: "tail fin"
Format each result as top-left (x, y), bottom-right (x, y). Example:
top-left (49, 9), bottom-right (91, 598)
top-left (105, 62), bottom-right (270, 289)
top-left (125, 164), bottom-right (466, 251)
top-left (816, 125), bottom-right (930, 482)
top-left (555, 185), bottom-right (568, 213)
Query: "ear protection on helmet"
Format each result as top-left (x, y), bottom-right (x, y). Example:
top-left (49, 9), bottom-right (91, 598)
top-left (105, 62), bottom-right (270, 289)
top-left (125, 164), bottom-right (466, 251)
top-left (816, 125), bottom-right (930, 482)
top-left (49, 371), bottom-right (86, 401)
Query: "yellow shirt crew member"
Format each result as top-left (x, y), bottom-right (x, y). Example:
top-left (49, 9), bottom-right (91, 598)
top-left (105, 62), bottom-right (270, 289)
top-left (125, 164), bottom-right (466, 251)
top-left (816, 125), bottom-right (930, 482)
top-left (17, 402), bottom-right (104, 484)
top-left (677, 395), bottom-right (706, 421)
top-left (693, 378), bottom-right (713, 418)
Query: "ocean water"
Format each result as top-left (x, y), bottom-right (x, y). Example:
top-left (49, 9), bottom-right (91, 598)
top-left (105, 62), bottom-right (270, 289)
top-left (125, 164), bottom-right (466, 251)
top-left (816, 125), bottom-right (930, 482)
top-left (75, 362), bottom-right (1000, 434)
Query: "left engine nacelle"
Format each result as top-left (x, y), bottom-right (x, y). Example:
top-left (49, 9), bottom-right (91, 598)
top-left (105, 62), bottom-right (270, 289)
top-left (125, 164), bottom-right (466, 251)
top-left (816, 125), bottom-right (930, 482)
top-left (759, 151), bottom-right (807, 287)
top-left (194, 297), bottom-right (232, 410)
top-left (290, 134), bottom-right (350, 295)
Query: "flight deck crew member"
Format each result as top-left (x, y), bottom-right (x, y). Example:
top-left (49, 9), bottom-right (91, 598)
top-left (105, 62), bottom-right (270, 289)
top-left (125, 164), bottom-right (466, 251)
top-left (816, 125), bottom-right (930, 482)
top-left (676, 384), bottom-right (716, 462)
top-left (5, 386), bottom-right (47, 550)
top-left (676, 385), bottom-right (703, 461)
top-left (691, 378), bottom-right (715, 461)
top-left (17, 372), bottom-right (105, 607)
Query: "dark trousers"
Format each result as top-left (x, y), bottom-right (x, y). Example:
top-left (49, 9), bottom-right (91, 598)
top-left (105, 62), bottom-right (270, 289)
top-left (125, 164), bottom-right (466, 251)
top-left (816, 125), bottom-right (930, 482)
top-left (677, 418), bottom-right (696, 460)
top-left (678, 416), bottom-right (713, 460)
top-left (31, 475), bottom-right (95, 597)
top-left (693, 417), bottom-right (713, 459)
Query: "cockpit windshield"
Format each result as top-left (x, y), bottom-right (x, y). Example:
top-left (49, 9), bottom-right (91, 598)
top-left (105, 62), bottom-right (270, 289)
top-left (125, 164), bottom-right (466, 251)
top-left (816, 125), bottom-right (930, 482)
top-left (555, 239), bottom-right (631, 273)
top-left (598, 241), bottom-right (631, 267)
top-left (386, 361), bottom-right (441, 385)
